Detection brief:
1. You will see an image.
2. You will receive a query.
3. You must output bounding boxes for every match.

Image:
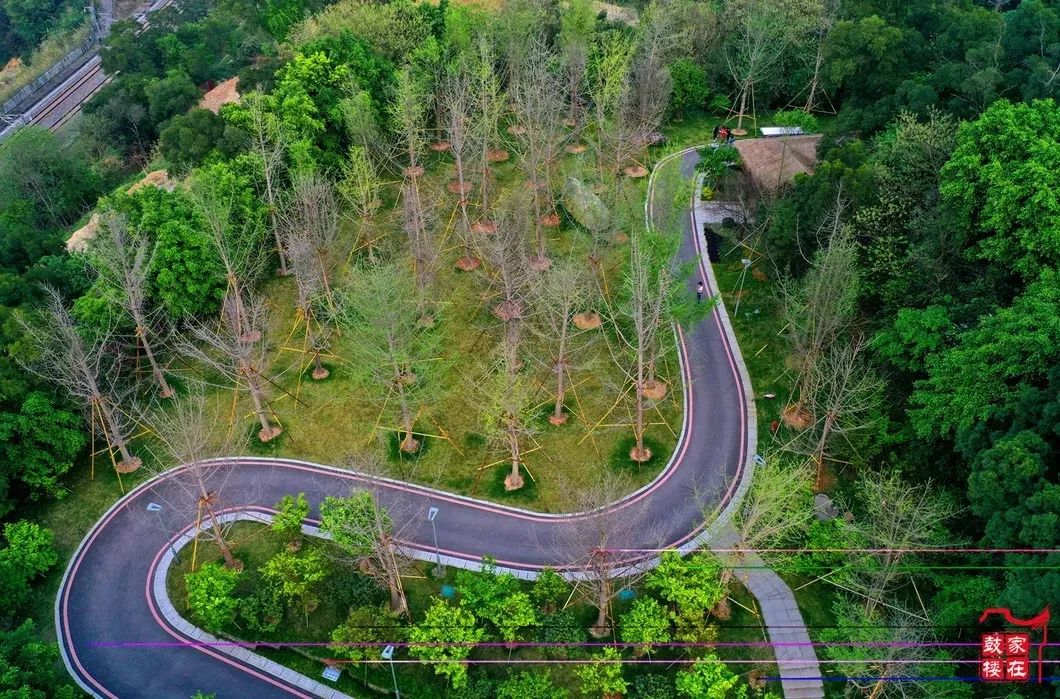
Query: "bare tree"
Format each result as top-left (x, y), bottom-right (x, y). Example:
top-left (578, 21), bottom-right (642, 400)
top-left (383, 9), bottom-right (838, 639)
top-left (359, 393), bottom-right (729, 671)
top-left (619, 20), bottom-right (673, 171)
top-left (481, 199), bottom-right (534, 352)
top-left (88, 211), bottom-right (174, 398)
top-left (188, 170), bottom-right (265, 345)
top-left (530, 257), bottom-right (599, 425)
top-left (441, 64), bottom-right (481, 271)
top-left (241, 91), bottom-right (290, 276)
top-left (179, 288), bottom-right (282, 442)
top-left (480, 336), bottom-right (536, 491)
top-left (543, 471), bottom-right (658, 636)
top-left (391, 68), bottom-right (440, 317)
top-left (803, 0), bottom-right (840, 113)
top-left (145, 392), bottom-right (252, 569)
top-left (558, 0), bottom-right (596, 138)
top-left (18, 287), bottom-right (141, 473)
top-left (588, 34), bottom-right (637, 180)
top-left (724, 0), bottom-right (795, 130)
top-left (319, 455), bottom-right (423, 615)
top-left (510, 39), bottom-right (568, 269)
top-left (337, 145), bottom-right (383, 259)
top-left (342, 261), bottom-right (443, 454)
top-left (843, 472), bottom-right (956, 619)
top-left (281, 172), bottom-right (342, 313)
top-left (469, 38), bottom-right (507, 232)
top-left (608, 228), bottom-right (673, 462)
top-left (778, 202), bottom-right (859, 402)
top-left (801, 336), bottom-right (884, 487)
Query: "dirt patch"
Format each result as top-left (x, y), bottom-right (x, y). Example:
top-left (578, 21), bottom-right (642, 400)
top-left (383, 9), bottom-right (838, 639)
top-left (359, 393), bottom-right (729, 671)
top-left (430, 140), bottom-right (451, 152)
top-left (487, 149), bottom-right (509, 162)
top-left (566, 143), bottom-right (587, 154)
top-left (623, 165), bottom-right (648, 178)
top-left (311, 366), bottom-right (330, 380)
top-left (629, 445), bottom-right (652, 462)
top-left (782, 403), bottom-right (812, 430)
top-left (540, 213), bottom-right (560, 227)
top-left (472, 220), bottom-right (497, 234)
top-left (199, 77), bottom-right (240, 114)
top-left (67, 213), bottom-right (100, 252)
top-left (127, 169), bottom-right (174, 194)
top-left (507, 124), bottom-right (527, 136)
top-left (573, 311), bottom-right (602, 330)
top-left (404, 165), bottom-right (425, 178)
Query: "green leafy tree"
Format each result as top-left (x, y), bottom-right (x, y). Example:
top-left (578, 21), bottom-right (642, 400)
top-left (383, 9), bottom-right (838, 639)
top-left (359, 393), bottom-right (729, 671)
top-left (496, 670), bottom-right (569, 699)
top-left (645, 552), bottom-right (725, 641)
top-left (667, 59), bottom-right (708, 119)
top-left (150, 215), bottom-right (227, 318)
top-left (259, 547), bottom-right (329, 617)
top-left (185, 562), bottom-right (241, 633)
top-left (145, 69), bottom-right (200, 125)
top-left (910, 273), bottom-right (1060, 437)
top-left (457, 558), bottom-right (537, 644)
top-left (675, 655), bottom-right (747, 699)
top-left (0, 391), bottom-right (86, 504)
top-left (158, 108), bottom-right (236, 173)
top-left (271, 492), bottom-right (309, 545)
top-left (408, 599), bottom-right (485, 689)
top-left (619, 597), bottom-right (671, 656)
top-left (939, 99), bottom-right (1060, 279)
top-left (0, 620), bottom-right (79, 698)
top-left (575, 646), bottom-right (628, 698)
top-left (531, 567), bottom-right (570, 613)
top-left (0, 520), bottom-right (58, 610)
top-left (238, 581), bottom-right (285, 634)
top-left (330, 605), bottom-right (405, 663)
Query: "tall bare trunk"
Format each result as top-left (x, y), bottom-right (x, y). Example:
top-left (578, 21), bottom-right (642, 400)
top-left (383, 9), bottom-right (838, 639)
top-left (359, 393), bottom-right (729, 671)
top-left (805, 42), bottom-right (824, 113)
top-left (381, 537), bottom-right (409, 614)
top-left (97, 396), bottom-right (133, 463)
top-left (136, 323), bottom-right (173, 397)
top-left (736, 84), bottom-right (749, 130)
top-left (204, 498), bottom-right (238, 569)
top-left (635, 348), bottom-right (646, 455)
top-left (553, 310), bottom-right (570, 420)
top-left (508, 423), bottom-right (521, 481)
top-left (241, 360), bottom-right (273, 434)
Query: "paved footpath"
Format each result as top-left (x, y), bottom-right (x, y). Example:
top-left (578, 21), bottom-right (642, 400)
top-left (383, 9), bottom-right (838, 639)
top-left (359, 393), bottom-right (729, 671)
top-left (55, 148), bottom-right (823, 699)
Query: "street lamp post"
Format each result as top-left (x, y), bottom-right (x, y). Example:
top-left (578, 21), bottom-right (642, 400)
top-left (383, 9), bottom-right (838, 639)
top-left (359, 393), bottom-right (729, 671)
top-left (381, 644), bottom-right (400, 698)
top-left (146, 502), bottom-right (181, 563)
top-left (427, 506), bottom-right (444, 577)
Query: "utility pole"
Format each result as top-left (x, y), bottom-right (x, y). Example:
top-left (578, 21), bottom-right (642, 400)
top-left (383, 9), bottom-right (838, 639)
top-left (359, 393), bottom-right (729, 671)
top-left (427, 506), bottom-right (444, 577)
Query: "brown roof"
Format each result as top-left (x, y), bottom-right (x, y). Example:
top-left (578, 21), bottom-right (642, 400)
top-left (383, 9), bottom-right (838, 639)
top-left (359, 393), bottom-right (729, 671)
top-left (198, 76), bottom-right (241, 114)
top-left (733, 135), bottom-right (822, 191)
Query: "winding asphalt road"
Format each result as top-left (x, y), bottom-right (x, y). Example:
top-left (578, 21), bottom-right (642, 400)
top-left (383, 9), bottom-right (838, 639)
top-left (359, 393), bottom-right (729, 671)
top-left (56, 149), bottom-right (771, 698)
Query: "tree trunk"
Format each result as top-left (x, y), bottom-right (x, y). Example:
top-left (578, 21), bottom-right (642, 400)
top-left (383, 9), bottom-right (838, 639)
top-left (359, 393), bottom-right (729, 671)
top-left (381, 537), bottom-right (409, 615)
top-left (96, 396), bottom-right (134, 464)
top-left (634, 348), bottom-right (646, 457)
top-left (242, 362), bottom-right (274, 435)
top-left (552, 315), bottom-right (569, 422)
top-left (805, 41), bottom-right (824, 113)
top-left (203, 498), bottom-right (238, 569)
top-left (508, 423), bottom-right (522, 483)
top-left (814, 411), bottom-right (835, 491)
top-left (136, 324), bottom-right (173, 397)
top-left (736, 83), bottom-right (749, 130)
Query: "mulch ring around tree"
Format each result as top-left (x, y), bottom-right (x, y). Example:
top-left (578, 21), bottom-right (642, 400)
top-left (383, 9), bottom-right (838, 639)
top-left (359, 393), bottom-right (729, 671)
top-left (456, 256), bottom-right (481, 271)
top-left (258, 425), bottom-right (284, 442)
top-left (403, 165), bottom-right (425, 178)
top-left (486, 149), bottom-right (510, 162)
top-left (311, 364), bottom-right (330, 380)
top-left (781, 403), bottom-right (812, 430)
top-left (507, 124), bottom-right (528, 136)
top-left (472, 220), bottom-right (498, 234)
top-left (493, 300), bottom-right (524, 322)
top-left (430, 141), bottom-right (451, 151)
top-left (565, 143), bottom-right (587, 154)
top-left (752, 267), bottom-right (767, 282)
top-left (528, 254), bottom-right (551, 272)
top-left (540, 213), bottom-right (561, 227)
top-left (572, 311), bottom-right (602, 330)
top-left (623, 164), bottom-right (649, 178)
top-left (642, 379), bottom-right (668, 401)
top-left (562, 117), bottom-right (577, 127)
top-left (114, 457), bottom-right (143, 474)
top-left (447, 180), bottom-right (472, 195)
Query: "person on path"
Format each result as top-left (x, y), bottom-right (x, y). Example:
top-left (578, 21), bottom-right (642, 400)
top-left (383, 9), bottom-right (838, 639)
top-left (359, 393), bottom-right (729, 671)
top-left (696, 281), bottom-right (705, 302)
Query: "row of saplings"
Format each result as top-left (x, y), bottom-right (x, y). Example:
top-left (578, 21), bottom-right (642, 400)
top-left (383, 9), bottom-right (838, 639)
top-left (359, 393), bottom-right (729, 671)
top-left (183, 490), bottom-right (779, 697)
